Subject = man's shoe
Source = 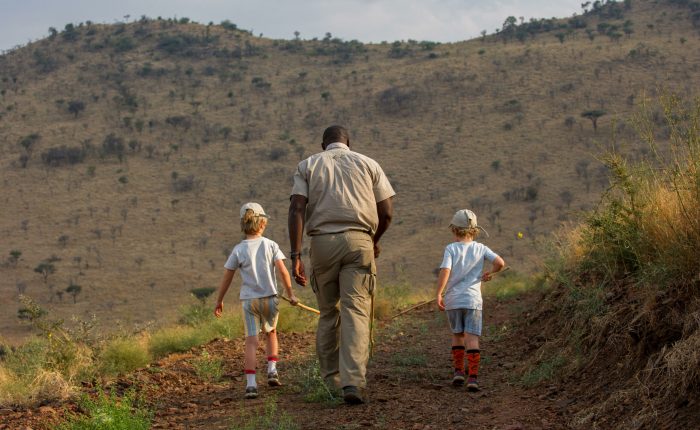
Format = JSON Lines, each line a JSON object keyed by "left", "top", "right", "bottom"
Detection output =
{"left": 342, "top": 385, "right": 366, "bottom": 405}
{"left": 452, "top": 370, "right": 466, "bottom": 386}
{"left": 268, "top": 371, "right": 281, "bottom": 387}
{"left": 467, "top": 376, "right": 479, "bottom": 392}
{"left": 244, "top": 386, "right": 259, "bottom": 399}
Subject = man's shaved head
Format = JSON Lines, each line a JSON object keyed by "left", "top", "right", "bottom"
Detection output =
{"left": 322, "top": 125, "right": 350, "bottom": 148}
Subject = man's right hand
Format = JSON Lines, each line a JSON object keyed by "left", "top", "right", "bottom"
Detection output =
{"left": 373, "top": 243, "right": 381, "bottom": 258}
{"left": 293, "top": 258, "right": 307, "bottom": 286}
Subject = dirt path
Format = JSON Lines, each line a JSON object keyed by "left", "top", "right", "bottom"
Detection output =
{"left": 1, "top": 295, "right": 572, "bottom": 429}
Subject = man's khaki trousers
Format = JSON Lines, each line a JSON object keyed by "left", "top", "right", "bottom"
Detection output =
{"left": 309, "top": 230, "right": 375, "bottom": 389}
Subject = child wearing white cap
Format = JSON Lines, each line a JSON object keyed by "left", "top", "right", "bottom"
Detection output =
{"left": 435, "top": 209, "right": 505, "bottom": 391}
{"left": 214, "top": 202, "right": 298, "bottom": 399}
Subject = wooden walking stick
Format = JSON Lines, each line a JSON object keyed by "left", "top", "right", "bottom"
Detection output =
{"left": 279, "top": 294, "right": 320, "bottom": 314}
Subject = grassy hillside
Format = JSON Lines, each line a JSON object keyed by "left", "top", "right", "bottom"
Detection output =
{"left": 1, "top": 0, "right": 699, "bottom": 340}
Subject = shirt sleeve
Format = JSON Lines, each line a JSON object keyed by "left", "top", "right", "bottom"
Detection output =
{"left": 224, "top": 248, "right": 239, "bottom": 270}
{"left": 372, "top": 162, "right": 396, "bottom": 203}
{"left": 290, "top": 161, "right": 309, "bottom": 198}
{"left": 272, "top": 241, "right": 286, "bottom": 261}
{"left": 439, "top": 246, "right": 453, "bottom": 269}
{"left": 482, "top": 245, "right": 499, "bottom": 262}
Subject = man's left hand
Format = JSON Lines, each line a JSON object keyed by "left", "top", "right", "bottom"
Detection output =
{"left": 293, "top": 258, "right": 307, "bottom": 286}
{"left": 373, "top": 243, "right": 381, "bottom": 258}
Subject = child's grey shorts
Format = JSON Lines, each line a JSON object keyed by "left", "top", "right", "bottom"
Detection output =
{"left": 447, "top": 308, "right": 483, "bottom": 336}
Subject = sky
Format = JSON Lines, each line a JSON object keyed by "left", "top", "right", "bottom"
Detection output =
{"left": 0, "top": 0, "right": 584, "bottom": 52}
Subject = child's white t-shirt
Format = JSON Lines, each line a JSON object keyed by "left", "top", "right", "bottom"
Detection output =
{"left": 224, "top": 237, "right": 286, "bottom": 300}
{"left": 440, "top": 241, "right": 498, "bottom": 310}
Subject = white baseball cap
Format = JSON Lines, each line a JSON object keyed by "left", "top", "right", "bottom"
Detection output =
{"left": 450, "top": 209, "right": 489, "bottom": 237}
{"left": 240, "top": 202, "right": 269, "bottom": 219}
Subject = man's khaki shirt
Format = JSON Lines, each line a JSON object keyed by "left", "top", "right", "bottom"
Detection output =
{"left": 291, "top": 142, "right": 395, "bottom": 236}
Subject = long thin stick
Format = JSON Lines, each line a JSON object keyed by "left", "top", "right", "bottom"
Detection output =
{"left": 388, "top": 266, "right": 512, "bottom": 320}
{"left": 279, "top": 295, "right": 320, "bottom": 314}
{"left": 390, "top": 299, "right": 435, "bottom": 320}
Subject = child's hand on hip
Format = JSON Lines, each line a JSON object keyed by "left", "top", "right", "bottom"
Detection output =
{"left": 214, "top": 302, "right": 223, "bottom": 317}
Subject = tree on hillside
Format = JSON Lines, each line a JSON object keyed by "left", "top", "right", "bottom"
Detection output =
{"left": 66, "top": 283, "right": 82, "bottom": 304}
{"left": 34, "top": 261, "right": 55, "bottom": 284}
{"left": 190, "top": 287, "right": 216, "bottom": 305}
{"left": 67, "top": 100, "right": 85, "bottom": 117}
{"left": 8, "top": 250, "right": 22, "bottom": 267}
{"left": 581, "top": 110, "right": 606, "bottom": 132}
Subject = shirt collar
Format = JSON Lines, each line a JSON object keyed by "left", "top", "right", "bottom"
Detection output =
{"left": 325, "top": 142, "right": 349, "bottom": 151}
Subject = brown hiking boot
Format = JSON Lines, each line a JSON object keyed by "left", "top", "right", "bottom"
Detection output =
{"left": 342, "top": 386, "right": 366, "bottom": 405}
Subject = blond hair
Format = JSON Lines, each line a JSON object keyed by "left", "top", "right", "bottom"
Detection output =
{"left": 450, "top": 224, "right": 479, "bottom": 239}
{"left": 240, "top": 209, "right": 267, "bottom": 235}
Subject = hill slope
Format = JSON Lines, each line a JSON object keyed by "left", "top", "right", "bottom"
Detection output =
{"left": 1, "top": 0, "right": 700, "bottom": 339}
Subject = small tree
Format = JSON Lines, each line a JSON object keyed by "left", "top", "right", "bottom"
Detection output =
{"left": 190, "top": 287, "right": 216, "bottom": 305}
{"left": 560, "top": 190, "right": 574, "bottom": 209}
{"left": 34, "top": 261, "right": 56, "bottom": 284}
{"left": 66, "top": 283, "right": 82, "bottom": 303}
{"left": 581, "top": 110, "right": 606, "bottom": 132}
{"left": 8, "top": 250, "right": 22, "bottom": 267}
{"left": 67, "top": 100, "right": 85, "bottom": 118}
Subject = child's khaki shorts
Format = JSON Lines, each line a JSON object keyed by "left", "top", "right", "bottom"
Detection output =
{"left": 447, "top": 308, "right": 482, "bottom": 336}
{"left": 242, "top": 295, "right": 279, "bottom": 337}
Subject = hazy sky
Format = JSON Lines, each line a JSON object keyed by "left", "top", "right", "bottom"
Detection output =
{"left": 1, "top": 0, "right": 584, "bottom": 51}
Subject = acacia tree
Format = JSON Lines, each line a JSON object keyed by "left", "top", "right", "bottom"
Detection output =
{"left": 190, "top": 287, "right": 216, "bottom": 305}
{"left": 34, "top": 261, "right": 55, "bottom": 284}
{"left": 66, "top": 283, "right": 82, "bottom": 303}
{"left": 581, "top": 110, "right": 606, "bottom": 132}
{"left": 67, "top": 100, "right": 86, "bottom": 118}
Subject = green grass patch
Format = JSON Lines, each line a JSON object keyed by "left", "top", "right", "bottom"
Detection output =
{"left": 99, "top": 338, "right": 151, "bottom": 376}
{"left": 290, "top": 358, "right": 341, "bottom": 404}
{"left": 391, "top": 351, "right": 427, "bottom": 367}
{"left": 148, "top": 325, "right": 208, "bottom": 358}
{"left": 230, "top": 396, "right": 298, "bottom": 430}
{"left": 56, "top": 389, "right": 151, "bottom": 430}
{"left": 521, "top": 355, "right": 566, "bottom": 387}
{"left": 276, "top": 305, "right": 317, "bottom": 333}
{"left": 149, "top": 312, "right": 242, "bottom": 359}
{"left": 191, "top": 350, "right": 224, "bottom": 382}
{"left": 484, "top": 271, "right": 546, "bottom": 301}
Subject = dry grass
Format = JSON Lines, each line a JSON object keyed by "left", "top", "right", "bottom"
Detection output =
{"left": 531, "top": 94, "right": 700, "bottom": 427}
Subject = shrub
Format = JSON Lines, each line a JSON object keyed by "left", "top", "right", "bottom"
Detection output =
{"left": 41, "top": 146, "right": 86, "bottom": 166}
{"left": 377, "top": 87, "right": 420, "bottom": 116}
{"left": 101, "top": 134, "right": 125, "bottom": 160}
{"left": 99, "top": 338, "right": 151, "bottom": 376}
{"left": 538, "top": 94, "right": 700, "bottom": 426}
{"left": 172, "top": 174, "right": 195, "bottom": 192}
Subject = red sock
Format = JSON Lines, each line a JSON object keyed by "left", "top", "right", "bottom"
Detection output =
{"left": 452, "top": 346, "right": 465, "bottom": 372}
{"left": 467, "top": 349, "right": 480, "bottom": 377}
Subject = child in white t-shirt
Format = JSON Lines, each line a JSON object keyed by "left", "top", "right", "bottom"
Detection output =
{"left": 214, "top": 202, "right": 298, "bottom": 399}
{"left": 435, "top": 209, "right": 505, "bottom": 391}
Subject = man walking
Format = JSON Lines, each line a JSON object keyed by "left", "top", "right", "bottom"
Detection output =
{"left": 288, "top": 125, "right": 394, "bottom": 404}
